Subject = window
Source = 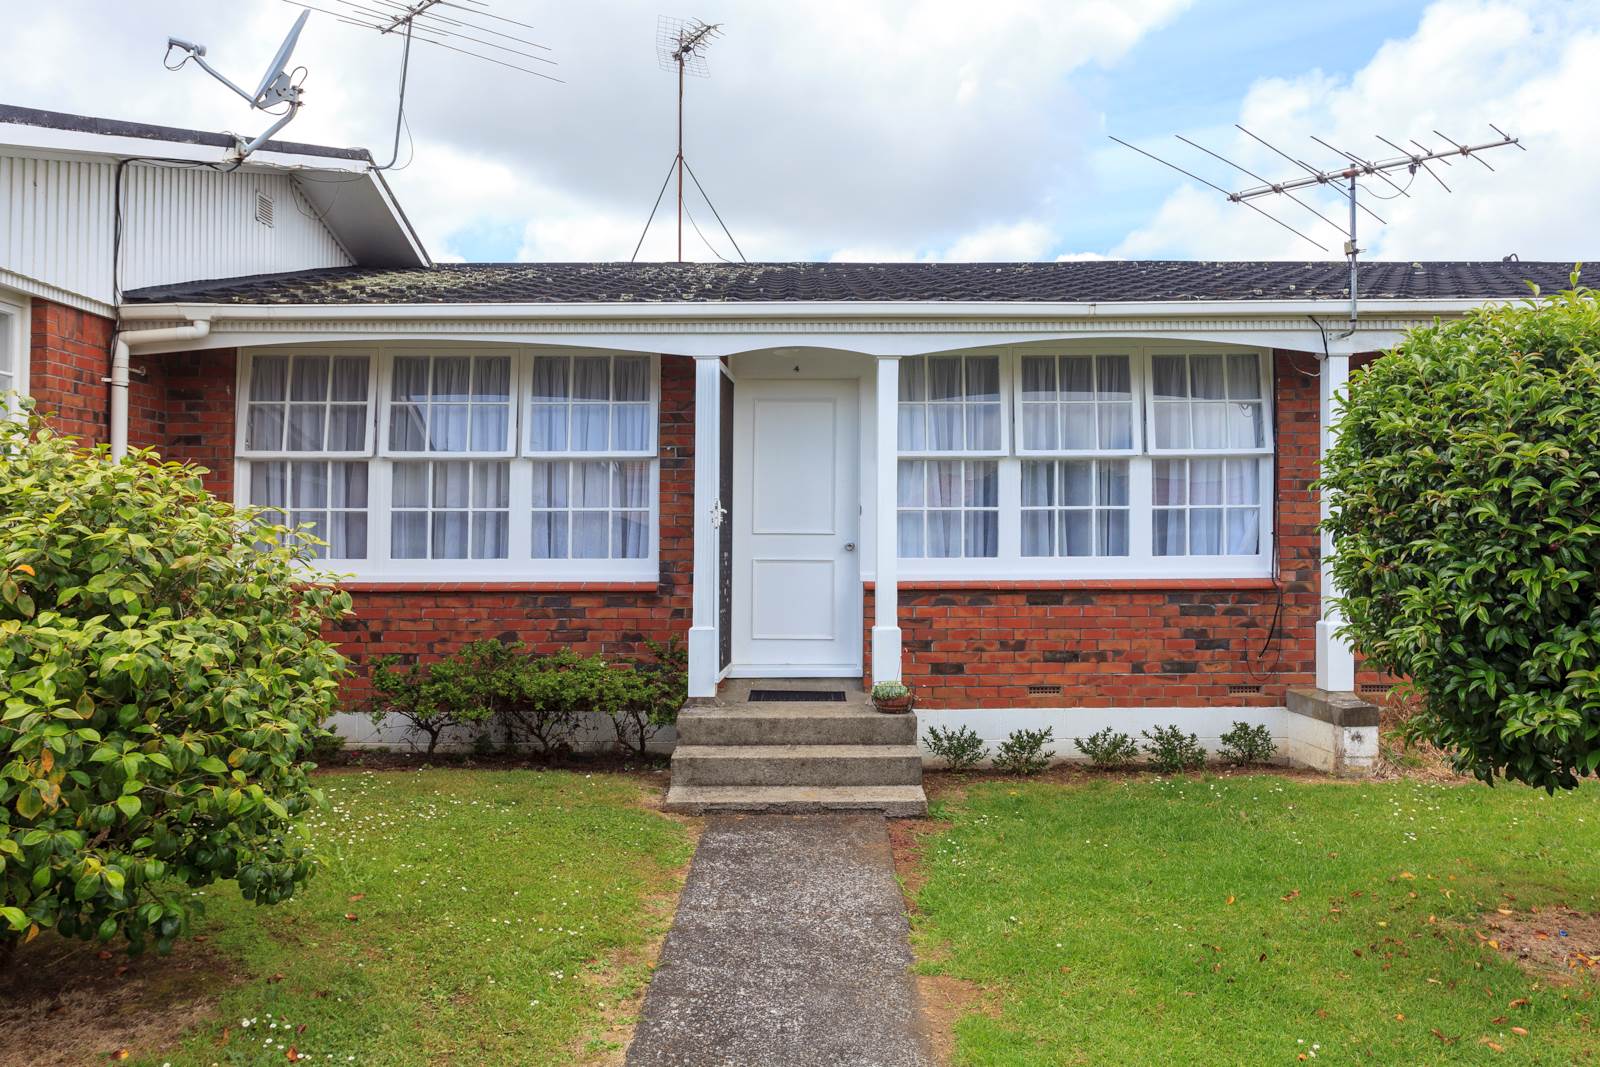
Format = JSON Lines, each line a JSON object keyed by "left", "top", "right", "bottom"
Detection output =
{"left": 895, "top": 345, "right": 1272, "bottom": 577}
{"left": 234, "top": 348, "right": 659, "bottom": 580}
{"left": 0, "top": 295, "right": 21, "bottom": 407}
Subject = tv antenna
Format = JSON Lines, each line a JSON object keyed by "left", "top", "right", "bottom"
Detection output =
{"left": 1112, "top": 124, "right": 1524, "bottom": 336}
{"left": 631, "top": 17, "right": 745, "bottom": 263}
{"left": 164, "top": 10, "right": 312, "bottom": 162}
{"left": 277, "top": 0, "right": 560, "bottom": 170}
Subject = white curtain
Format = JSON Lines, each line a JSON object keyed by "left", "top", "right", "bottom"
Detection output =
{"left": 1153, "top": 509, "right": 1185, "bottom": 556}
{"left": 1226, "top": 508, "right": 1260, "bottom": 555}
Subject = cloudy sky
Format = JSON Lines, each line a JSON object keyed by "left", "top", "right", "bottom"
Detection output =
{"left": 2, "top": 0, "right": 1594, "bottom": 264}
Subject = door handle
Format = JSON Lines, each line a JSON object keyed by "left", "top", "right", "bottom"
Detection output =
{"left": 844, "top": 542, "right": 856, "bottom": 552}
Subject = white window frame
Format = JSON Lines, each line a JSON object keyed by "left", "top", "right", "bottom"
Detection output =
{"left": 1012, "top": 348, "right": 1143, "bottom": 458}
{"left": 523, "top": 352, "right": 660, "bottom": 459}
{"left": 235, "top": 348, "right": 379, "bottom": 459}
{"left": 0, "top": 290, "right": 31, "bottom": 419}
{"left": 897, "top": 343, "right": 1275, "bottom": 581}
{"left": 896, "top": 353, "right": 1011, "bottom": 458}
{"left": 234, "top": 345, "right": 661, "bottom": 583}
{"left": 379, "top": 349, "right": 520, "bottom": 460}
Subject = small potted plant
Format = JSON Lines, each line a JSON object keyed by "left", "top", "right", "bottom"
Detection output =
{"left": 870, "top": 680, "right": 914, "bottom": 714}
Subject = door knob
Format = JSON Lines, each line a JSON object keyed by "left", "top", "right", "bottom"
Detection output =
{"left": 844, "top": 542, "right": 856, "bottom": 552}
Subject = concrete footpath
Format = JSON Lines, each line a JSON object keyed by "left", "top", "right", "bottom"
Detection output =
{"left": 624, "top": 814, "right": 936, "bottom": 1067}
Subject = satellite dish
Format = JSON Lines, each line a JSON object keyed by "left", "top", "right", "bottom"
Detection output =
{"left": 253, "top": 10, "right": 309, "bottom": 107}
{"left": 164, "top": 11, "right": 313, "bottom": 162}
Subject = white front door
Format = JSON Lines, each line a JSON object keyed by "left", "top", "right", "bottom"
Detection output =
{"left": 731, "top": 378, "right": 862, "bottom": 676}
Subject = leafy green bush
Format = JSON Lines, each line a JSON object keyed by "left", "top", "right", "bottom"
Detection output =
{"left": 923, "top": 724, "right": 986, "bottom": 772}
{"left": 992, "top": 727, "right": 1054, "bottom": 776}
{"left": 0, "top": 416, "right": 349, "bottom": 959}
{"left": 367, "top": 639, "right": 526, "bottom": 755}
{"left": 506, "top": 649, "right": 611, "bottom": 755}
{"left": 1320, "top": 277, "right": 1600, "bottom": 790}
{"left": 1074, "top": 727, "right": 1139, "bottom": 769}
{"left": 1218, "top": 721, "right": 1276, "bottom": 766}
{"left": 600, "top": 638, "right": 686, "bottom": 758}
{"left": 1141, "top": 725, "right": 1205, "bottom": 773}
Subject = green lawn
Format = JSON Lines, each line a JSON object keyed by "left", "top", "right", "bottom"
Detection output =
{"left": 911, "top": 775, "right": 1600, "bottom": 1065}
{"left": 135, "top": 769, "right": 693, "bottom": 1067}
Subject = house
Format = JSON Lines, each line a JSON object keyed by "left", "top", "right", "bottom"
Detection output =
{"left": 4, "top": 106, "right": 1577, "bottom": 814}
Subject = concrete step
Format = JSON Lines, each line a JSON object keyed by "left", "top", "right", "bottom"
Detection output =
{"left": 676, "top": 704, "right": 918, "bottom": 747}
{"left": 662, "top": 784, "right": 928, "bottom": 817}
{"left": 670, "top": 744, "right": 924, "bottom": 788}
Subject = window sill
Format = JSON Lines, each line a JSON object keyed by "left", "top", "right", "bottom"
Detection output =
{"left": 864, "top": 577, "right": 1277, "bottom": 592}
{"left": 336, "top": 580, "right": 660, "bottom": 593}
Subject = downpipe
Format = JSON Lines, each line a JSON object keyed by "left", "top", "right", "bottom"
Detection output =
{"left": 108, "top": 319, "right": 211, "bottom": 461}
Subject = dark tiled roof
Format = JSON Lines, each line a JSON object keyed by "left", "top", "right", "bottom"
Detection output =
{"left": 122, "top": 260, "right": 1584, "bottom": 306}
{"left": 0, "top": 104, "right": 371, "bottom": 163}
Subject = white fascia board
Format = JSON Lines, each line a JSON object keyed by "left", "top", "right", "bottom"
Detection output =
{"left": 119, "top": 296, "right": 1499, "bottom": 324}
{"left": 0, "top": 122, "right": 370, "bottom": 173}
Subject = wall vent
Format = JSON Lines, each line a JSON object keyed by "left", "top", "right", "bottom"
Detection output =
{"left": 1227, "top": 683, "right": 1264, "bottom": 695}
{"left": 255, "top": 190, "right": 275, "bottom": 228}
{"left": 1026, "top": 684, "right": 1062, "bottom": 697}
{"left": 1359, "top": 683, "right": 1392, "bottom": 694}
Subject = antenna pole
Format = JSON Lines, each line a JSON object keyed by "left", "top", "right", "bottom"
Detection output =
{"left": 677, "top": 52, "right": 685, "bottom": 262}
{"left": 1345, "top": 172, "right": 1358, "bottom": 335}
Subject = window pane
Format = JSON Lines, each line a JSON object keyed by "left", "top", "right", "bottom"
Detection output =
{"left": 1193, "top": 402, "right": 1228, "bottom": 449}
{"left": 1190, "top": 459, "right": 1224, "bottom": 505}
{"left": 434, "top": 357, "right": 472, "bottom": 402}
{"left": 928, "top": 405, "right": 962, "bottom": 450}
{"left": 392, "top": 512, "right": 427, "bottom": 558}
{"left": 896, "top": 512, "right": 924, "bottom": 558}
{"left": 470, "top": 405, "right": 509, "bottom": 451}
{"left": 897, "top": 404, "right": 925, "bottom": 451}
{"left": 1060, "top": 510, "right": 1093, "bottom": 557}
{"left": 473, "top": 461, "right": 510, "bottom": 508}
{"left": 1152, "top": 355, "right": 1187, "bottom": 399}
{"left": 1021, "top": 461, "right": 1053, "bottom": 506}
{"left": 389, "top": 403, "right": 426, "bottom": 451}
{"left": 571, "top": 512, "right": 609, "bottom": 558}
{"left": 613, "top": 512, "right": 649, "bottom": 559}
{"left": 249, "top": 461, "right": 287, "bottom": 509}
{"left": 1153, "top": 509, "right": 1185, "bottom": 556}
{"left": 471, "top": 512, "right": 509, "bottom": 559}
{"left": 1096, "top": 355, "right": 1131, "bottom": 398}
{"left": 897, "top": 460, "right": 925, "bottom": 507}
{"left": 429, "top": 404, "right": 470, "bottom": 451}
{"left": 966, "top": 403, "right": 1001, "bottom": 450}
{"left": 473, "top": 356, "right": 511, "bottom": 401}
{"left": 392, "top": 462, "right": 428, "bottom": 507}
{"left": 331, "top": 356, "right": 368, "bottom": 402}
{"left": 573, "top": 357, "right": 609, "bottom": 401}
{"left": 530, "top": 460, "right": 568, "bottom": 507}
{"left": 290, "top": 461, "right": 328, "bottom": 508}
{"left": 1061, "top": 460, "right": 1092, "bottom": 506}
{"left": 1228, "top": 401, "right": 1265, "bottom": 449}
{"left": 1228, "top": 353, "right": 1261, "bottom": 399}
{"left": 1191, "top": 355, "right": 1226, "bottom": 399}
{"left": 1021, "top": 510, "right": 1053, "bottom": 557}
{"left": 331, "top": 462, "right": 368, "bottom": 508}
{"left": 532, "top": 512, "right": 569, "bottom": 559}
{"left": 574, "top": 461, "right": 611, "bottom": 507}
{"left": 531, "top": 356, "right": 568, "bottom": 400}
{"left": 1226, "top": 508, "right": 1260, "bottom": 554}
{"left": 614, "top": 461, "right": 650, "bottom": 508}
{"left": 246, "top": 404, "right": 284, "bottom": 451}
{"left": 392, "top": 357, "right": 430, "bottom": 403}
{"left": 433, "top": 461, "right": 470, "bottom": 508}
{"left": 1098, "top": 402, "right": 1132, "bottom": 450}
{"left": 1226, "top": 458, "right": 1260, "bottom": 505}
{"left": 928, "top": 357, "right": 962, "bottom": 401}
{"left": 286, "top": 405, "right": 325, "bottom": 451}
{"left": 1021, "top": 356, "right": 1055, "bottom": 400}
{"left": 1097, "top": 461, "right": 1130, "bottom": 507}
{"left": 1021, "top": 402, "right": 1056, "bottom": 450}
{"left": 529, "top": 404, "right": 567, "bottom": 451}
{"left": 572, "top": 404, "right": 609, "bottom": 451}
{"left": 1153, "top": 402, "right": 1189, "bottom": 449}
{"left": 1062, "top": 404, "right": 1095, "bottom": 449}
{"left": 964, "top": 461, "right": 998, "bottom": 507}
{"left": 1099, "top": 510, "right": 1129, "bottom": 556}
{"left": 1060, "top": 356, "right": 1093, "bottom": 400}
{"left": 289, "top": 356, "right": 328, "bottom": 402}
{"left": 965, "top": 357, "right": 1000, "bottom": 402}
{"left": 432, "top": 512, "right": 469, "bottom": 559}
{"left": 1190, "top": 509, "right": 1223, "bottom": 554}
{"left": 331, "top": 512, "right": 368, "bottom": 559}
{"left": 964, "top": 511, "right": 998, "bottom": 558}
{"left": 899, "top": 357, "right": 925, "bottom": 402}
{"left": 927, "top": 512, "right": 961, "bottom": 558}
{"left": 1153, "top": 460, "right": 1186, "bottom": 506}
{"left": 250, "top": 356, "right": 289, "bottom": 401}
{"left": 328, "top": 404, "right": 366, "bottom": 450}
{"left": 928, "top": 461, "right": 962, "bottom": 507}
{"left": 292, "top": 511, "right": 328, "bottom": 557}
{"left": 612, "top": 404, "right": 650, "bottom": 451}
{"left": 614, "top": 356, "right": 650, "bottom": 401}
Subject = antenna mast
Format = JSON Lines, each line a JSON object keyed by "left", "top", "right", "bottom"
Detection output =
{"left": 1113, "top": 125, "right": 1525, "bottom": 336}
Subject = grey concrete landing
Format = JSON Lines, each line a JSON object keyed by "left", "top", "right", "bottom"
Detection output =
{"left": 624, "top": 814, "right": 935, "bottom": 1067}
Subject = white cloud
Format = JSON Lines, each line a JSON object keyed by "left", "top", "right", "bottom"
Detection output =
{"left": 1115, "top": 0, "right": 1600, "bottom": 262}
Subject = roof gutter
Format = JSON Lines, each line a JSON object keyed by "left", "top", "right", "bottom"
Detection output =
{"left": 109, "top": 318, "right": 210, "bottom": 461}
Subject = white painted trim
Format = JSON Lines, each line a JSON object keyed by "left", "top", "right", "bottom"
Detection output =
{"left": 724, "top": 664, "right": 862, "bottom": 679}
{"left": 873, "top": 356, "right": 902, "bottom": 683}
{"left": 0, "top": 268, "right": 114, "bottom": 317}
{"left": 0, "top": 289, "right": 29, "bottom": 418}
{"left": 0, "top": 122, "right": 373, "bottom": 174}
{"left": 1316, "top": 349, "right": 1356, "bottom": 691}
{"left": 687, "top": 356, "right": 723, "bottom": 698}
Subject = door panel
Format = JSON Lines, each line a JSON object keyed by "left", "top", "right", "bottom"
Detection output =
{"left": 732, "top": 379, "right": 861, "bottom": 674}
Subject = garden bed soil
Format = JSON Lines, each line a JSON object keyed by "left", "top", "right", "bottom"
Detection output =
{"left": 319, "top": 747, "right": 672, "bottom": 776}
{"left": 0, "top": 932, "right": 244, "bottom": 1067}
{"left": 1479, "top": 907, "right": 1600, "bottom": 982}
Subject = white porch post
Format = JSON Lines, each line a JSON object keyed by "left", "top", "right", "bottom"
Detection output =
{"left": 687, "top": 356, "right": 723, "bottom": 699}
{"left": 872, "top": 356, "right": 903, "bottom": 683}
{"left": 1315, "top": 346, "right": 1356, "bottom": 691}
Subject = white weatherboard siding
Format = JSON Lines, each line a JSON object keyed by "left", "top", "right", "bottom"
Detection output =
{"left": 0, "top": 152, "right": 351, "bottom": 310}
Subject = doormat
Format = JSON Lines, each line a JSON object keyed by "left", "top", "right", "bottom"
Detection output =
{"left": 747, "top": 689, "right": 847, "bottom": 702}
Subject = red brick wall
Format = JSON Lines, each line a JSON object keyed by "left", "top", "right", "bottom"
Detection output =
{"left": 864, "top": 348, "right": 1326, "bottom": 709}
{"left": 28, "top": 300, "right": 115, "bottom": 442}
{"left": 150, "top": 351, "right": 238, "bottom": 499}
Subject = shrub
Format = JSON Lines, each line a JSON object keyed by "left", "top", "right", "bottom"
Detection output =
{"left": 601, "top": 638, "right": 686, "bottom": 758}
{"left": 923, "top": 725, "right": 985, "bottom": 772}
{"left": 1141, "top": 725, "right": 1205, "bottom": 773}
{"left": 992, "top": 727, "right": 1054, "bottom": 776}
{"left": 0, "top": 416, "right": 349, "bottom": 959}
{"left": 506, "top": 649, "right": 611, "bottom": 755}
{"left": 1320, "top": 277, "right": 1600, "bottom": 790}
{"left": 367, "top": 639, "right": 526, "bottom": 755}
{"left": 1218, "top": 721, "right": 1276, "bottom": 766}
{"left": 1073, "top": 727, "right": 1139, "bottom": 769}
